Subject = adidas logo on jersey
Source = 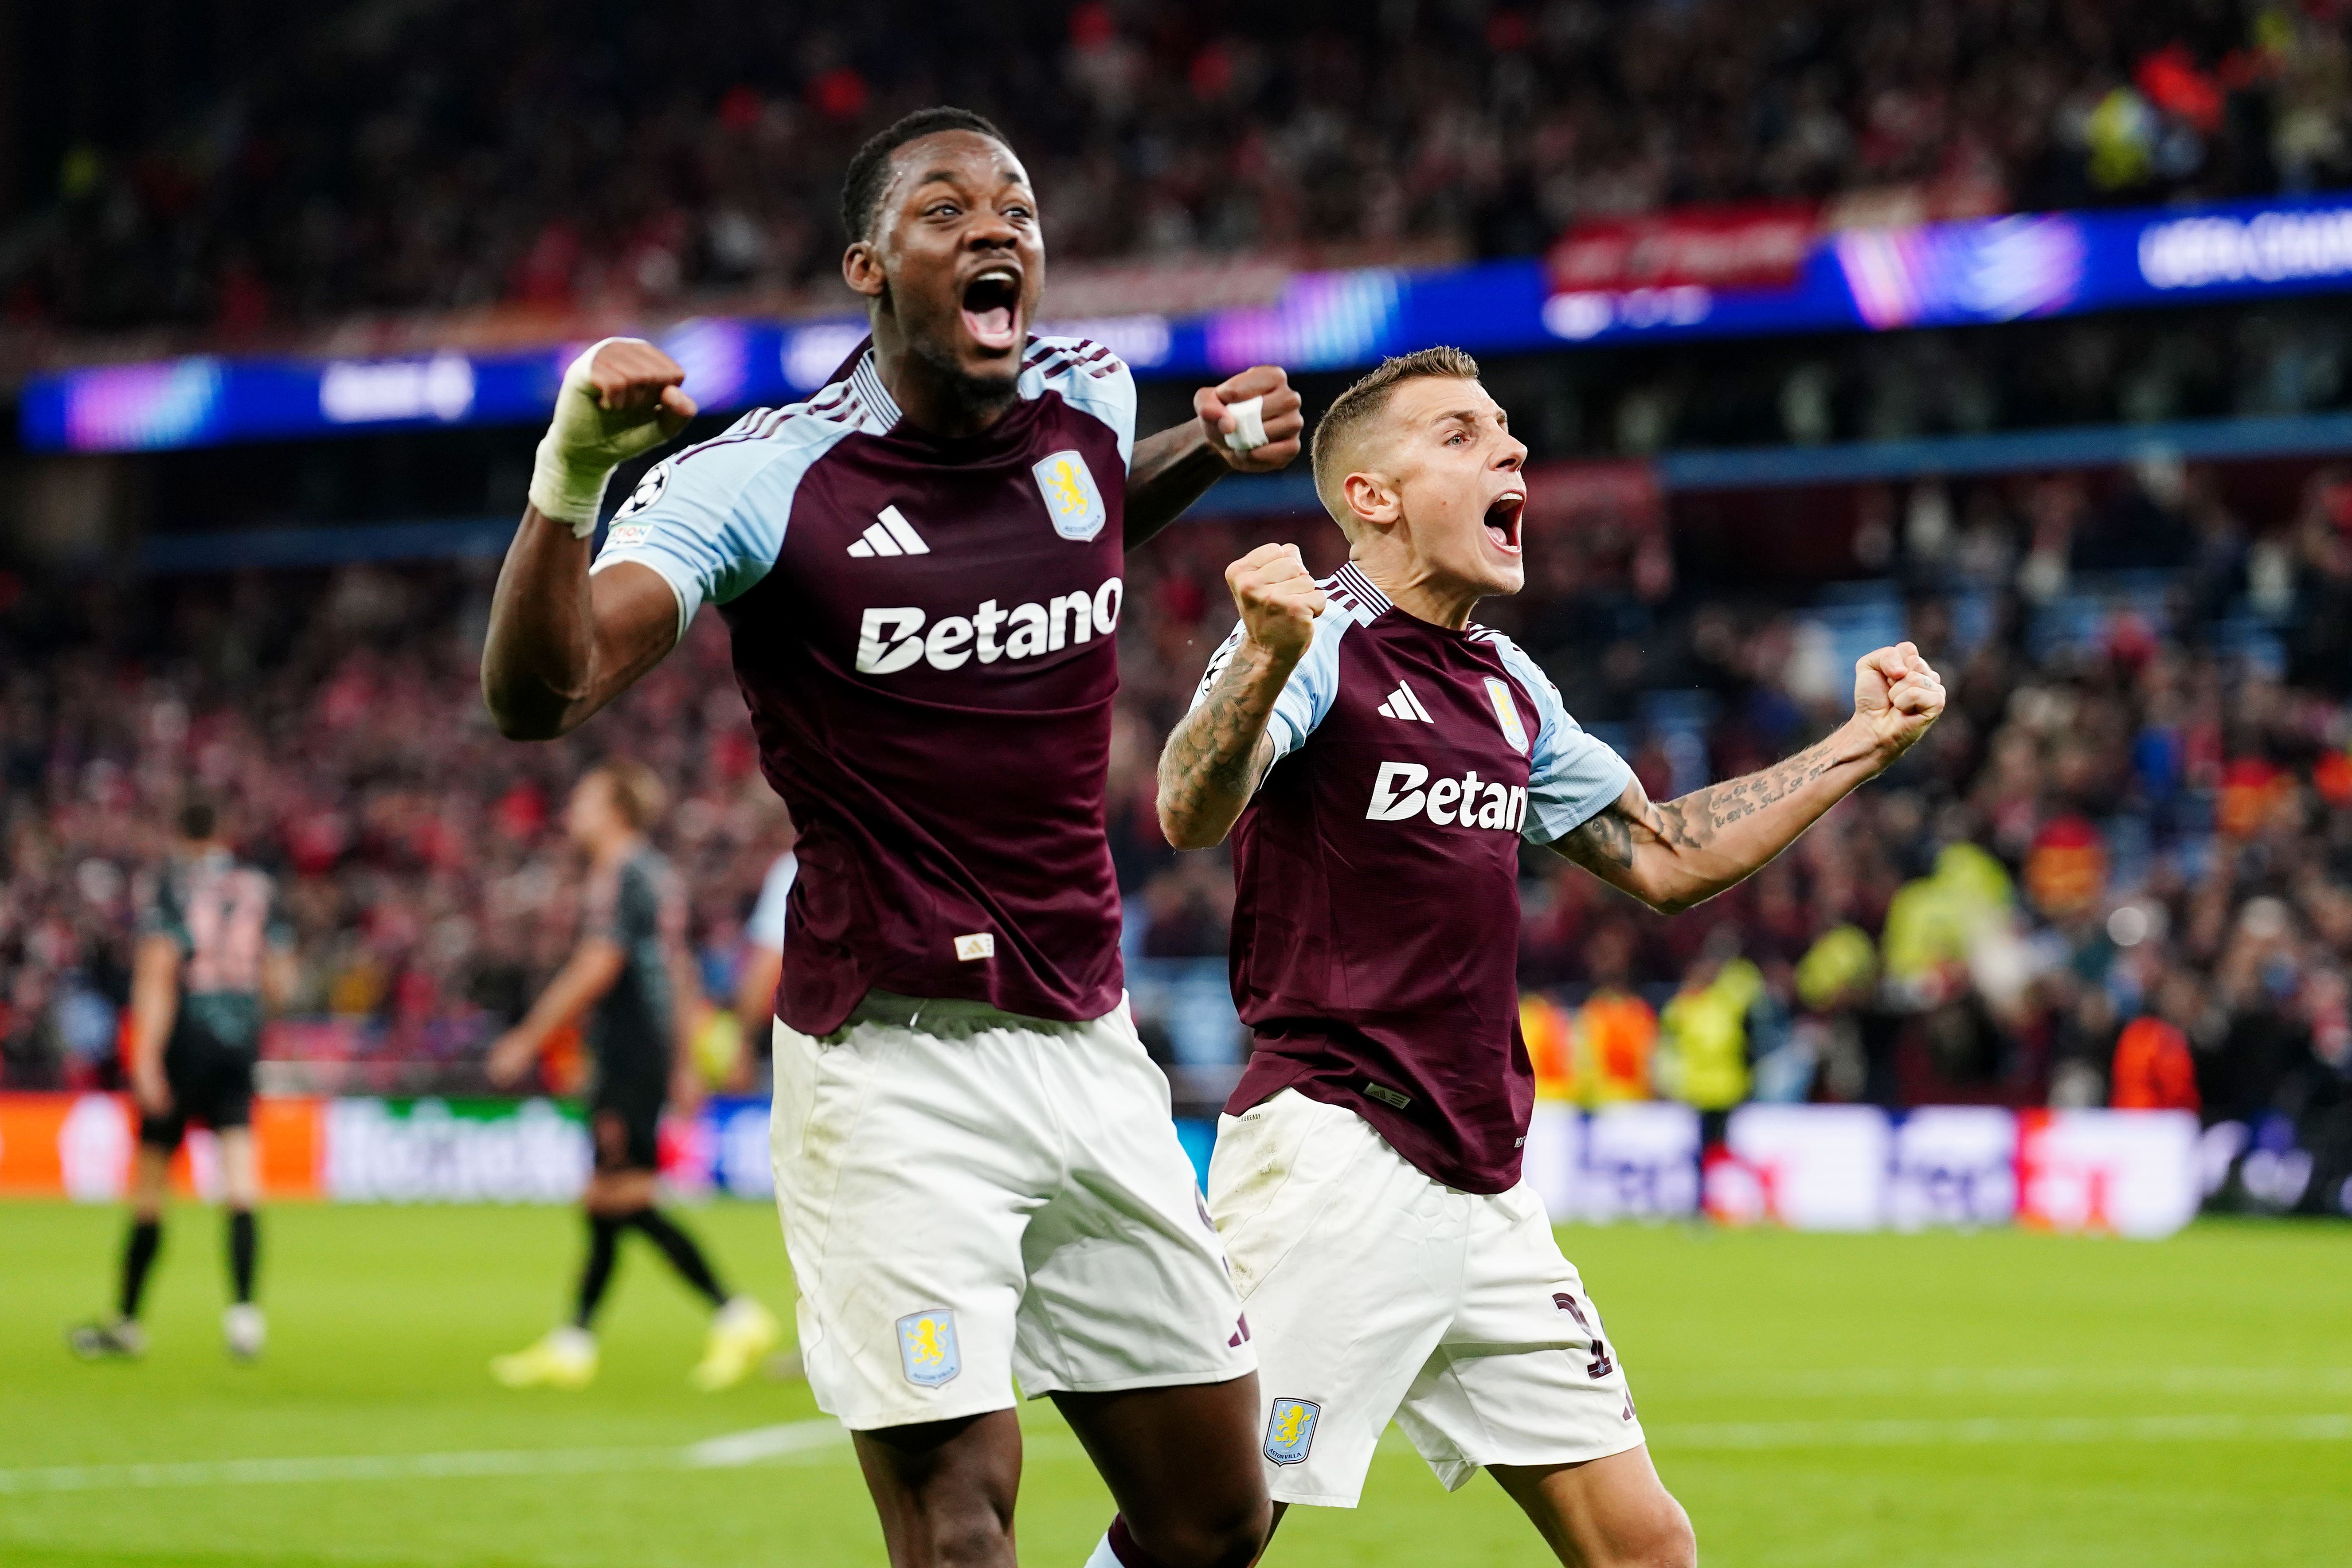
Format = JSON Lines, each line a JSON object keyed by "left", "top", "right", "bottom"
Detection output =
{"left": 1376, "top": 681, "right": 1434, "bottom": 722}
{"left": 1365, "top": 760, "right": 1529, "bottom": 832}
{"left": 847, "top": 507, "right": 931, "bottom": 558}
{"left": 855, "top": 578, "right": 1125, "bottom": 676}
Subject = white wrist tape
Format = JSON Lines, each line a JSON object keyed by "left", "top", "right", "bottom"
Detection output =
{"left": 1222, "top": 395, "right": 1268, "bottom": 454}
{"left": 528, "top": 336, "right": 664, "bottom": 538}
{"left": 528, "top": 428, "right": 615, "bottom": 538}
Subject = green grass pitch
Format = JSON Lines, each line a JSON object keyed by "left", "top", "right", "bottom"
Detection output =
{"left": 3, "top": 1200, "right": 2346, "bottom": 1567}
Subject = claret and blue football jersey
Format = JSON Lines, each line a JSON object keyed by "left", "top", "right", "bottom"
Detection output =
{"left": 594, "top": 337, "right": 1136, "bottom": 1035}
{"left": 1199, "top": 563, "right": 1634, "bottom": 1192}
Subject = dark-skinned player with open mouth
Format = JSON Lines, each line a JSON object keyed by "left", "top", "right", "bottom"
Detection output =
{"left": 482, "top": 108, "right": 1301, "bottom": 1568}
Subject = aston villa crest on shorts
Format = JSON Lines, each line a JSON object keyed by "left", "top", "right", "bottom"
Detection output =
{"left": 1032, "top": 450, "right": 1107, "bottom": 542}
{"left": 1263, "top": 1396, "right": 1321, "bottom": 1465}
{"left": 896, "top": 1307, "right": 961, "bottom": 1387}
{"left": 1483, "top": 676, "right": 1530, "bottom": 754}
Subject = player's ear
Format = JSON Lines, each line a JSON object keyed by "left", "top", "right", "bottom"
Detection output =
{"left": 842, "top": 240, "right": 886, "bottom": 300}
{"left": 1341, "top": 470, "right": 1401, "bottom": 533}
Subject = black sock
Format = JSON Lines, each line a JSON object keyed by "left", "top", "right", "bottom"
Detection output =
{"left": 119, "top": 1218, "right": 162, "bottom": 1321}
{"left": 574, "top": 1212, "right": 626, "bottom": 1328}
{"left": 628, "top": 1209, "right": 728, "bottom": 1309}
{"left": 227, "top": 1210, "right": 258, "bottom": 1305}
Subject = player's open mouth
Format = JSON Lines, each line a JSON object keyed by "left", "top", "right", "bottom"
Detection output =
{"left": 961, "top": 268, "right": 1022, "bottom": 352}
{"left": 1483, "top": 492, "right": 1525, "bottom": 556}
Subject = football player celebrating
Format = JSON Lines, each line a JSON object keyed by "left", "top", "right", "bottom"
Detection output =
{"left": 1154, "top": 347, "right": 1944, "bottom": 1566}
{"left": 482, "top": 109, "right": 1301, "bottom": 1568}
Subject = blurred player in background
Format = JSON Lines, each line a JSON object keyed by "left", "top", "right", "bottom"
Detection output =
{"left": 485, "top": 761, "right": 780, "bottom": 1391}
{"left": 481, "top": 106, "right": 1301, "bottom": 1568}
{"left": 70, "top": 796, "right": 293, "bottom": 1363}
{"left": 1155, "top": 348, "right": 1945, "bottom": 1564}
{"left": 732, "top": 830, "right": 798, "bottom": 1083}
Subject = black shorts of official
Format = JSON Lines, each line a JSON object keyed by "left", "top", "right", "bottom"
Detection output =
{"left": 587, "top": 1076, "right": 666, "bottom": 1174}
{"left": 139, "top": 1030, "right": 258, "bottom": 1151}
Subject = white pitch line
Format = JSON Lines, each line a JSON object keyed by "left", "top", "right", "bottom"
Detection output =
{"left": 1641, "top": 1366, "right": 2352, "bottom": 1398}
{"left": 17, "top": 1408, "right": 2345, "bottom": 1495}
{"left": 682, "top": 1420, "right": 849, "bottom": 1467}
{"left": 0, "top": 1418, "right": 849, "bottom": 1495}
{"left": 1366, "top": 1411, "right": 2352, "bottom": 1456}
{"left": 1663, "top": 1412, "right": 2352, "bottom": 1451}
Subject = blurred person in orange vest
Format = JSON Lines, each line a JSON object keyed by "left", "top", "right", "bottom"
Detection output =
{"left": 1520, "top": 993, "right": 1576, "bottom": 1101}
{"left": 1575, "top": 918, "right": 1656, "bottom": 1106}
{"left": 2111, "top": 1014, "right": 2200, "bottom": 1112}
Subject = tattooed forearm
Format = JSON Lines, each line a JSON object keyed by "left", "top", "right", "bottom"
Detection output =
{"left": 1164, "top": 659, "right": 1269, "bottom": 797}
{"left": 1652, "top": 796, "right": 1708, "bottom": 851}
{"left": 1552, "top": 722, "right": 1880, "bottom": 913}
{"left": 1157, "top": 643, "right": 1289, "bottom": 848}
{"left": 1679, "top": 734, "right": 1843, "bottom": 833}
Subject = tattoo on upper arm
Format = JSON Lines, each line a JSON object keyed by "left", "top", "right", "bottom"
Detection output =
{"left": 1559, "top": 802, "right": 1636, "bottom": 870}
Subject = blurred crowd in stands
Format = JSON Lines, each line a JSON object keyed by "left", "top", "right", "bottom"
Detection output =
{"left": 3, "top": 452, "right": 2350, "bottom": 1215}
{"left": 8, "top": 0, "right": 2352, "bottom": 339}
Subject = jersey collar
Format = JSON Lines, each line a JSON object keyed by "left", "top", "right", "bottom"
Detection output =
{"left": 1332, "top": 562, "right": 1394, "bottom": 618}
{"left": 848, "top": 351, "right": 904, "bottom": 433}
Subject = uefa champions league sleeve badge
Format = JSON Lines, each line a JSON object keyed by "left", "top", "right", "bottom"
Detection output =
{"left": 1262, "top": 1396, "right": 1321, "bottom": 1465}
{"left": 896, "top": 1308, "right": 962, "bottom": 1387}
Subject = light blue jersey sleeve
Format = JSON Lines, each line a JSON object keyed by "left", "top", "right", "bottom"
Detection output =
{"left": 1021, "top": 336, "right": 1137, "bottom": 470}
{"left": 590, "top": 409, "right": 859, "bottom": 640}
{"left": 1189, "top": 603, "right": 1354, "bottom": 765}
{"left": 1491, "top": 633, "right": 1635, "bottom": 845}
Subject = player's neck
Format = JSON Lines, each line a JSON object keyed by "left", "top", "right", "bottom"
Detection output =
{"left": 871, "top": 325, "right": 1017, "bottom": 439}
{"left": 1350, "top": 550, "right": 1481, "bottom": 632}
{"left": 588, "top": 830, "right": 640, "bottom": 868}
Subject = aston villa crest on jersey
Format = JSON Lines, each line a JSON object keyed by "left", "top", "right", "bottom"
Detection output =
{"left": 1032, "top": 450, "right": 1107, "bottom": 542}
{"left": 1483, "top": 676, "right": 1530, "bottom": 754}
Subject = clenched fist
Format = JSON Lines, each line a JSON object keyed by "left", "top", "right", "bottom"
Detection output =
{"left": 1227, "top": 542, "right": 1325, "bottom": 664}
{"left": 1852, "top": 641, "right": 1946, "bottom": 765}
{"left": 1196, "top": 366, "right": 1305, "bottom": 475}
{"left": 530, "top": 337, "right": 701, "bottom": 536}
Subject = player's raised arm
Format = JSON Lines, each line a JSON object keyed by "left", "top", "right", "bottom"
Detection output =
{"left": 481, "top": 339, "right": 698, "bottom": 740}
{"left": 1124, "top": 366, "right": 1304, "bottom": 548}
{"left": 1158, "top": 543, "right": 1325, "bottom": 849}
{"left": 1553, "top": 643, "right": 1946, "bottom": 913}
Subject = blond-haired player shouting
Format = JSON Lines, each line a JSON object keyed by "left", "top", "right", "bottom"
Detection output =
{"left": 1146, "top": 346, "right": 1944, "bottom": 1566}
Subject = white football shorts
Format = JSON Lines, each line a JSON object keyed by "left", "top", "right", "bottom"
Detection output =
{"left": 771, "top": 992, "right": 1254, "bottom": 1431}
{"left": 1209, "top": 1088, "right": 1644, "bottom": 1505}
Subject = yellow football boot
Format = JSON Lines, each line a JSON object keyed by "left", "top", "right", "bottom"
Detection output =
{"left": 491, "top": 1326, "right": 598, "bottom": 1390}
{"left": 690, "top": 1298, "right": 782, "bottom": 1392}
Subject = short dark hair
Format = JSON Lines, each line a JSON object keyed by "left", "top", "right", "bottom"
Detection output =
{"left": 839, "top": 106, "right": 1010, "bottom": 241}
{"left": 178, "top": 795, "right": 218, "bottom": 841}
{"left": 1310, "top": 346, "right": 1483, "bottom": 525}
